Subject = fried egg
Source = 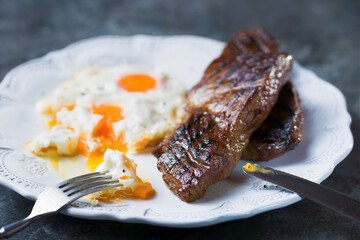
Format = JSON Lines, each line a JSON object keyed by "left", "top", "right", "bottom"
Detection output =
{"left": 27, "top": 65, "right": 186, "bottom": 158}
{"left": 88, "top": 149, "right": 155, "bottom": 204}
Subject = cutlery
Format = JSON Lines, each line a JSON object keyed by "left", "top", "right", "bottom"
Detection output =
{"left": 0, "top": 171, "right": 122, "bottom": 239}
{"left": 242, "top": 163, "right": 360, "bottom": 223}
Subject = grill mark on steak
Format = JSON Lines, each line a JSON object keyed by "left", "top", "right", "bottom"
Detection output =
{"left": 153, "top": 28, "right": 295, "bottom": 202}
{"left": 214, "top": 63, "right": 274, "bottom": 118}
{"left": 194, "top": 55, "right": 276, "bottom": 117}
{"left": 170, "top": 114, "right": 202, "bottom": 145}
{"left": 171, "top": 115, "right": 216, "bottom": 167}
{"left": 160, "top": 113, "right": 217, "bottom": 176}
{"left": 215, "top": 59, "right": 246, "bottom": 87}
{"left": 203, "top": 56, "right": 237, "bottom": 80}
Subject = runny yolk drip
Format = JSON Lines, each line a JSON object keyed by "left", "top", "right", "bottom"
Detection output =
{"left": 86, "top": 154, "right": 103, "bottom": 172}
{"left": 118, "top": 74, "right": 156, "bottom": 92}
{"left": 91, "top": 104, "right": 123, "bottom": 136}
{"left": 76, "top": 133, "right": 89, "bottom": 154}
{"left": 44, "top": 104, "right": 128, "bottom": 171}
{"left": 86, "top": 104, "right": 127, "bottom": 170}
{"left": 38, "top": 148, "right": 61, "bottom": 171}
{"left": 90, "top": 104, "right": 127, "bottom": 153}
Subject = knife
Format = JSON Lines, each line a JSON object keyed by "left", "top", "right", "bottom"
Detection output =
{"left": 242, "top": 163, "right": 360, "bottom": 223}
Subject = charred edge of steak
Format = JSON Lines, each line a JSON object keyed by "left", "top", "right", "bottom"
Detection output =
{"left": 154, "top": 51, "right": 293, "bottom": 202}
{"left": 222, "top": 27, "right": 278, "bottom": 57}
{"left": 242, "top": 81, "right": 304, "bottom": 161}
{"left": 187, "top": 27, "right": 278, "bottom": 101}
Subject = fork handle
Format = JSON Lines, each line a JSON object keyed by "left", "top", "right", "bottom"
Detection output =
{"left": 0, "top": 213, "right": 55, "bottom": 239}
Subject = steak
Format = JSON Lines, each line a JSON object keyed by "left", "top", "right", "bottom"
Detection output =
{"left": 243, "top": 81, "right": 304, "bottom": 161}
{"left": 153, "top": 28, "right": 294, "bottom": 202}
{"left": 189, "top": 27, "right": 303, "bottom": 162}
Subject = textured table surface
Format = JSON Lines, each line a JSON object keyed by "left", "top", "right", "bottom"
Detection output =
{"left": 0, "top": 0, "right": 359, "bottom": 239}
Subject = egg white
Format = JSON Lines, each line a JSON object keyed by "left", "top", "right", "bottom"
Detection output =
{"left": 29, "top": 65, "right": 186, "bottom": 155}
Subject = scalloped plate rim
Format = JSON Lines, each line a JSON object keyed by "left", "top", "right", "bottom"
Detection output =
{"left": 0, "top": 34, "right": 354, "bottom": 228}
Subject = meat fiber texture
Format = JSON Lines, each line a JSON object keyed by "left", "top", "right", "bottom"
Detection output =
{"left": 153, "top": 28, "right": 294, "bottom": 202}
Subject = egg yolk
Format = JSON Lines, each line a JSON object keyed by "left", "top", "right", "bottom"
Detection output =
{"left": 88, "top": 104, "right": 127, "bottom": 164}
{"left": 91, "top": 104, "right": 123, "bottom": 138}
{"left": 93, "top": 179, "right": 156, "bottom": 202}
{"left": 45, "top": 104, "right": 128, "bottom": 171}
{"left": 73, "top": 104, "right": 128, "bottom": 172}
{"left": 118, "top": 74, "right": 156, "bottom": 92}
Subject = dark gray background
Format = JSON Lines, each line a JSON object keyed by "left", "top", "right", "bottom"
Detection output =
{"left": 0, "top": 0, "right": 359, "bottom": 239}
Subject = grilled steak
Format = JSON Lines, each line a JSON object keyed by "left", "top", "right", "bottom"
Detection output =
{"left": 243, "top": 81, "right": 303, "bottom": 161}
{"left": 153, "top": 28, "right": 294, "bottom": 202}
{"left": 189, "top": 27, "right": 303, "bottom": 162}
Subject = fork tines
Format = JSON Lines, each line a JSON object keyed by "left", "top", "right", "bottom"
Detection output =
{"left": 57, "top": 171, "right": 123, "bottom": 199}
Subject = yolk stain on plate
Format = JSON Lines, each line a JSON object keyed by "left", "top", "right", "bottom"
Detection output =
{"left": 118, "top": 74, "right": 156, "bottom": 92}
{"left": 86, "top": 154, "right": 104, "bottom": 172}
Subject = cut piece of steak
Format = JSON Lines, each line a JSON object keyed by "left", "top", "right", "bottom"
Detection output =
{"left": 243, "top": 81, "right": 304, "bottom": 161}
{"left": 153, "top": 28, "right": 294, "bottom": 202}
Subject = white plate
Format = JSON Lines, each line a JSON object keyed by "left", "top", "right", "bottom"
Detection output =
{"left": 0, "top": 35, "right": 353, "bottom": 227}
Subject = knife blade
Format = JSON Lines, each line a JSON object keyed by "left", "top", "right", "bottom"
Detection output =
{"left": 242, "top": 163, "right": 360, "bottom": 223}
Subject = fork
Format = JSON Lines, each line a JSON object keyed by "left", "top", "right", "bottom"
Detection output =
{"left": 0, "top": 171, "right": 122, "bottom": 239}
